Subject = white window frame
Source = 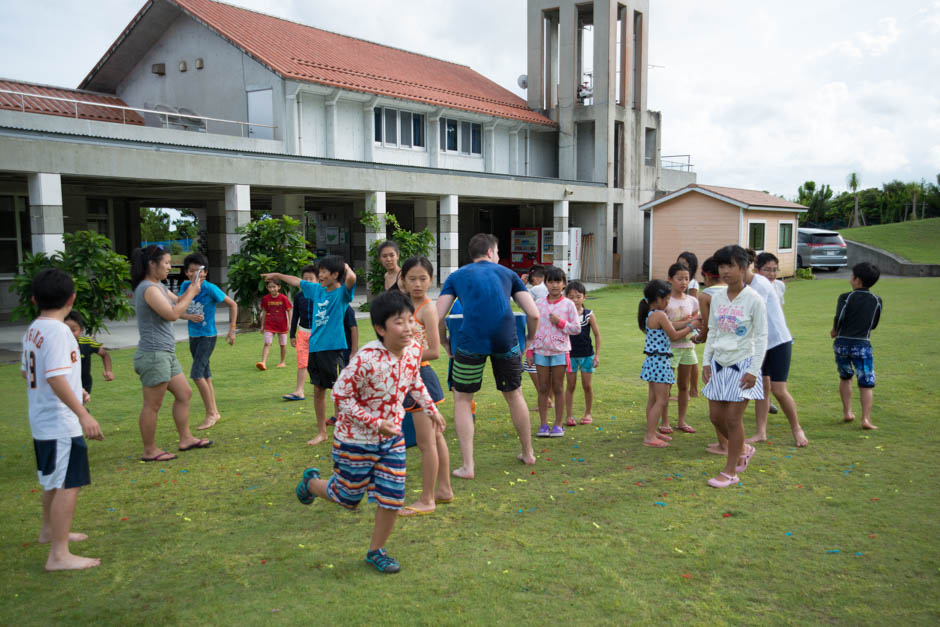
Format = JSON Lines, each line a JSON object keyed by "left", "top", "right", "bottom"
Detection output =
{"left": 747, "top": 218, "right": 767, "bottom": 252}
{"left": 439, "top": 117, "right": 483, "bottom": 156}
{"left": 777, "top": 219, "right": 795, "bottom": 252}
{"left": 373, "top": 106, "right": 426, "bottom": 151}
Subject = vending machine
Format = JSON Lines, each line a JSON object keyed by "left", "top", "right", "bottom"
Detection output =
{"left": 540, "top": 227, "right": 554, "bottom": 265}
{"left": 509, "top": 228, "right": 540, "bottom": 272}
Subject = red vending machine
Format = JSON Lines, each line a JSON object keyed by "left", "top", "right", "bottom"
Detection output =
{"left": 509, "top": 228, "right": 540, "bottom": 272}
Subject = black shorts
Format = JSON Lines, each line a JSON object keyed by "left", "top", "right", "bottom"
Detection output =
{"left": 189, "top": 335, "right": 217, "bottom": 380}
{"left": 451, "top": 346, "right": 523, "bottom": 394}
{"left": 761, "top": 341, "right": 792, "bottom": 382}
{"left": 307, "top": 349, "right": 345, "bottom": 389}
{"left": 33, "top": 436, "right": 90, "bottom": 490}
{"left": 403, "top": 364, "right": 446, "bottom": 411}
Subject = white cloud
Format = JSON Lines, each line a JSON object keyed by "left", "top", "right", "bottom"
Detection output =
{"left": 810, "top": 17, "right": 900, "bottom": 60}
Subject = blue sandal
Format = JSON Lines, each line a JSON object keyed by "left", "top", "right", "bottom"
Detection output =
{"left": 365, "top": 548, "right": 401, "bottom": 573}
{"left": 296, "top": 468, "right": 320, "bottom": 505}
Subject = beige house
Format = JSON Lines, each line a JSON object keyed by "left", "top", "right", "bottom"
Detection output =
{"left": 642, "top": 184, "right": 807, "bottom": 280}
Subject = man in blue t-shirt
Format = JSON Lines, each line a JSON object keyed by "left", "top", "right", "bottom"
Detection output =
{"left": 437, "top": 233, "right": 540, "bottom": 478}
{"left": 263, "top": 255, "right": 356, "bottom": 446}
{"left": 180, "top": 253, "right": 238, "bottom": 431}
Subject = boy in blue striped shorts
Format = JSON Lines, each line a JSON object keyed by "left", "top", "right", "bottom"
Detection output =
{"left": 295, "top": 290, "right": 443, "bottom": 573}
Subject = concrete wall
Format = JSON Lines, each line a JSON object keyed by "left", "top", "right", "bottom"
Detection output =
{"left": 117, "top": 14, "right": 285, "bottom": 139}
{"left": 660, "top": 167, "right": 697, "bottom": 194}
{"left": 845, "top": 240, "right": 940, "bottom": 277}
{"left": 528, "top": 130, "right": 559, "bottom": 178}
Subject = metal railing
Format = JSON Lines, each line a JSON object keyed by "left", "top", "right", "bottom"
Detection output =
{"left": 0, "top": 88, "right": 278, "bottom": 139}
{"left": 661, "top": 154, "right": 694, "bottom": 172}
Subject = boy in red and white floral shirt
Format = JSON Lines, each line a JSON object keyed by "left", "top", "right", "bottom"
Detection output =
{"left": 295, "top": 290, "right": 444, "bottom": 573}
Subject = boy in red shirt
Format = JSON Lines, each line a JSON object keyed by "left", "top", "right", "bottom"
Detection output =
{"left": 257, "top": 279, "right": 292, "bottom": 370}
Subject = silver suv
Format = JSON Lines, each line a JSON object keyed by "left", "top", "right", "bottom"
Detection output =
{"left": 797, "top": 228, "right": 848, "bottom": 270}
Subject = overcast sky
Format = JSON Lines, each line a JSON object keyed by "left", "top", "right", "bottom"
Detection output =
{"left": 1, "top": 0, "right": 938, "bottom": 200}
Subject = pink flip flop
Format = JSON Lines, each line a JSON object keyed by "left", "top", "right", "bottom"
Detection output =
{"left": 707, "top": 472, "right": 740, "bottom": 488}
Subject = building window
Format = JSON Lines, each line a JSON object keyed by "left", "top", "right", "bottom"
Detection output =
{"left": 87, "top": 198, "right": 113, "bottom": 240}
{"left": 748, "top": 220, "right": 766, "bottom": 251}
{"left": 644, "top": 127, "right": 656, "bottom": 166}
{"left": 440, "top": 118, "right": 482, "bottom": 155}
{"left": 0, "top": 196, "right": 30, "bottom": 277}
{"left": 778, "top": 221, "right": 794, "bottom": 251}
{"left": 374, "top": 107, "right": 425, "bottom": 149}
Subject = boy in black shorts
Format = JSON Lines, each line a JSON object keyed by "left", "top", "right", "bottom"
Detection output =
{"left": 262, "top": 255, "right": 357, "bottom": 446}
{"left": 22, "top": 268, "right": 104, "bottom": 571}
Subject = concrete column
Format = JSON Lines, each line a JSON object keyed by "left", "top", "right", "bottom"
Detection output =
{"left": 428, "top": 115, "right": 441, "bottom": 169}
{"left": 553, "top": 200, "right": 569, "bottom": 274}
{"left": 483, "top": 123, "right": 496, "bottom": 173}
{"left": 413, "top": 199, "right": 439, "bottom": 282}
{"left": 218, "top": 184, "right": 250, "bottom": 286}
{"left": 508, "top": 129, "right": 519, "bottom": 175}
{"left": 557, "top": 2, "right": 577, "bottom": 180}
{"left": 593, "top": 0, "right": 616, "bottom": 186}
{"left": 28, "top": 172, "right": 64, "bottom": 254}
{"left": 363, "top": 191, "right": 386, "bottom": 253}
{"left": 272, "top": 194, "right": 305, "bottom": 220}
{"left": 325, "top": 92, "right": 340, "bottom": 159}
{"left": 439, "top": 195, "right": 458, "bottom": 283}
{"left": 363, "top": 98, "right": 378, "bottom": 162}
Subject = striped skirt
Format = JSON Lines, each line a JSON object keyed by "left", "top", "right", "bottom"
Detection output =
{"left": 702, "top": 358, "right": 764, "bottom": 402}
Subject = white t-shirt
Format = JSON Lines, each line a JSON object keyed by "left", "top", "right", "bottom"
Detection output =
{"left": 749, "top": 273, "right": 792, "bottom": 349}
{"left": 688, "top": 278, "right": 700, "bottom": 294}
{"left": 773, "top": 279, "right": 786, "bottom": 305}
{"left": 21, "top": 318, "right": 82, "bottom": 439}
{"left": 528, "top": 282, "right": 548, "bottom": 301}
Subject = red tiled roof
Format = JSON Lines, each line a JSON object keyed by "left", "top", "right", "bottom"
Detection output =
{"left": 168, "top": 0, "right": 553, "bottom": 126}
{"left": 692, "top": 184, "right": 806, "bottom": 210}
{"left": 0, "top": 79, "right": 144, "bottom": 125}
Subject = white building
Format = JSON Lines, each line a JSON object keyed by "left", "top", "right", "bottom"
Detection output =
{"left": 0, "top": 0, "right": 694, "bottom": 314}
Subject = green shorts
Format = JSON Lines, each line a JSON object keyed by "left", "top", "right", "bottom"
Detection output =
{"left": 670, "top": 346, "right": 698, "bottom": 369}
{"left": 134, "top": 350, "right": 182, "bottom": 387}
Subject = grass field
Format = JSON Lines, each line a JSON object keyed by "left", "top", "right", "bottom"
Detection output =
{"left": 1, "top": 278, "right": 938, "bottom": 624}
{"left": 840, "top": 218, "right": 940, "bottom": 264}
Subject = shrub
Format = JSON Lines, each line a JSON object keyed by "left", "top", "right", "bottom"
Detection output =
{"left": 10, "top": 231, "right": 133, "bottom": 336}
{"left": 361, "top": 211, "right": 436, "bottom": 295}
{"left": 795, "top": 267, "right": 815, "bottom": 281}
{"left": 225, "top": 216, "right": 314, "bottom": 324}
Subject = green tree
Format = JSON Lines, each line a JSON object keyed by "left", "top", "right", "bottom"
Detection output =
{"left": 225, "top": 216, "right": 314, "bottom": 324}
{"left": 847, "top": 172, "right": 865, "bottom": 227}
{"left": 173, "top": 216, "right": 197, "bottom": 243}
{"left": 361, "top": 211, "right": 436, "bottom": 295}
{"left": 797, "top": 181, "right": 833, "bottom": 224}
{"left": 140, "top": 207, "right": 171, "bottom": 242}
{"left": 10, "top": 231, "right": 133, "bottom": 336}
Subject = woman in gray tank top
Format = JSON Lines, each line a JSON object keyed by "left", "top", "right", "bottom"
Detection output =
{"left": 131, "top": 245, "right": 212, "bottom": 462}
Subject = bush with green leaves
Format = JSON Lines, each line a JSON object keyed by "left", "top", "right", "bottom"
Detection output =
{"left": 795, "top": 267, "right": 815, "bottom": 281}
{"left": 225, "top": 216, "right": 313, "bottom": 324}
{"left": 10, "top": 231, "right": 133, "bottom": 336}
{"left": 362, "top": 212, "right": 436, "bottom": 295}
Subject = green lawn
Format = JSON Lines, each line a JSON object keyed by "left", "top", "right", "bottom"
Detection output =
{"left": 840, "top": 218, "right": 940, "bottom": 264}
{"left": 1, "top": 279, "right": 938, "bottom": 624}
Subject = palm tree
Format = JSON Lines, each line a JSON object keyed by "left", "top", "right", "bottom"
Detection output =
{"left": 846, "top": 172, "right": 864, "bottom": 226}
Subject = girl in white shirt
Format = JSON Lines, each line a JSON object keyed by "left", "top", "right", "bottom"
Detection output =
{"left": 701, "top": 246, "right": 767, "bottom": 488}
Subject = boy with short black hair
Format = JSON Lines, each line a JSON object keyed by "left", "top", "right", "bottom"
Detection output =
{"left": 262, "top": 255, "right": 357, "bottom": 446}
{"left": 180, "top": 253, "right": 238, "bottom": 430}
{"left": 831, "top": 262, "right": 882, "bottom": 430}
{"left": 22, "top": 268, "right": 104, "bottom": 571}
{"left": 294, "top": 290, "right": 443, "bottom": 573}
{"left": 63, "top": 311, "right": 114, "bottom": 404}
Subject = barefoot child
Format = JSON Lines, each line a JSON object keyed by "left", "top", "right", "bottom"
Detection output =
{"left": 397, "top": 256, "right": 454, "bottom": 516}
{"left": 533, "top": 267, "right": 580, "bottom": 438}
{"left": 179, "top": 253, "right": 237, "bottom": 430}
{"left": 262, "top": 255, "right": 356, "bottom": 446}
{"left": 831, "top": 262, "right": 882, "bottom": 430}
{"left": 701, "top": 245, "right": 767, "bottom": 487}
{"left": 564, "top": 281, "right": 601, "bottom": 427}
{"left": 678, "top": 251, "right": 701, "bottom": 397}
{"left": 284, "top": 265, "right": 318, "bottom": 401}
{"left": 22, "top": 268, "right": 104, "bottom": 571}
{"left": 63, "top": 311, "right": 113, "bottom": 405}
{"left": 696, "top": 257, "right": 728, "bottom": 456}
{"left": 638, "top": 280, "right": 701, "bottom": 448}
{"left": 257, "top": 279, "right": 291, "bottom": 370}
{"left": 661, "top": 263, "right": 700, "bottom": 435}
{"left": 744, "top": 250, "right": 808, "bottom": 448}
{"left": 295, "top": 290, "right": 444, "bottom": 573}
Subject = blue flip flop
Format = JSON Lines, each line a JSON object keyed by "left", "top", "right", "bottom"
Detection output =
{"left": 283, "top": 394, "right": 306, "bottom": 401}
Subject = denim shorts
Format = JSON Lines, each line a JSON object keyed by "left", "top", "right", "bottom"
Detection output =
{"left": 534, "top": 353, "right": 568, "bottom": 368}
{"left": 189, "top": 335, "right": 217, "bottom": 380}
{"left": 568, "top": 355, "right": 595, "bottom": 373}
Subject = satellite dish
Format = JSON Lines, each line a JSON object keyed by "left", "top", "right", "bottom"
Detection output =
{"left": 517, "top": 74, "right": 528, "bottom": 90}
